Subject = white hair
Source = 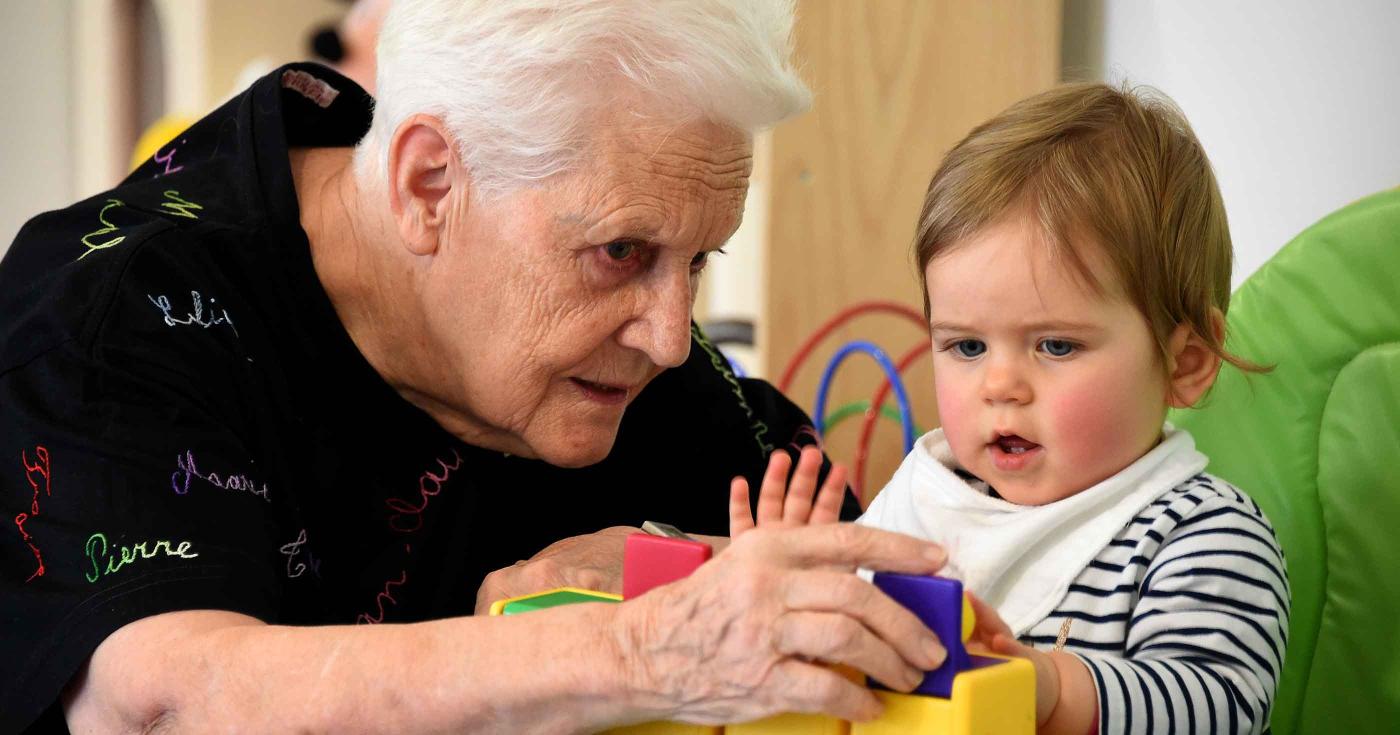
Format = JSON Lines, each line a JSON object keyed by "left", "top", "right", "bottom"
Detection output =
{"left": 353, "top": 0, "right": 811, "bottom": 198}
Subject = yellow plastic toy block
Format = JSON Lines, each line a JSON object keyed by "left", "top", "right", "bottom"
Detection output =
{"left": 849, "top": 655, "right": 1035, "bottom": 735}
{"left": 724, "top": 712, "right": 848, "bottom": 735}
{"left": 726, "top": 665, "right": 860, "bottom": 735}
{"left": 602, "top": 722, "right": 721, "bottom": 735}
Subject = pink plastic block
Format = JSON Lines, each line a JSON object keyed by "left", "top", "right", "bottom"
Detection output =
{"left": 622, "top": 533, "right": 712, "bottom": 599}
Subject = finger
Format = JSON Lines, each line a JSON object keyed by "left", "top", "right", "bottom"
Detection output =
{"left": 965, "top": 592, "right": 1014, "bottom": 646}
{"left": 779, "top": 570, "right": 946, "bottom": 671}
{"left": 729, "top": 476, "right": 755, "bottom": 537}
{"left": 754, "top": 523, "right": 947, "bottom": 577}
{"left": 756, "top": 451, "right": 793, "bottom": 526}
{"left": 809, "top": 462, "right": 848, "bottom": 525}
{"left": 991, "top": 632, "right": 1030, "bottom": 657}
{"left": 771, "top": 610, "right": 923, "bottom": 692}
{"left": 769, "top": 659, "right": 883, "bottom": 722}
{"left": 782, "top": 446, "right": 824, "bottom": 525}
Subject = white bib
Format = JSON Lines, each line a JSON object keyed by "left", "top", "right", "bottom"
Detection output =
{"left": 857, "top": 425, "right": 1206, "bottom": 636}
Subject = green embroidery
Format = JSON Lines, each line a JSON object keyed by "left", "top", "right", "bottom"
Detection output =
{"left": 84, "top": 532, "right": 199, "bottom": 583}
{"left": 158, "top": 190, "right": 203, "bottom": 219}
{"left": 77, "top": 199, "right": 127, "bottom": 260}
{"left": 692, "top": 323, "right": 773, "bottom": 456}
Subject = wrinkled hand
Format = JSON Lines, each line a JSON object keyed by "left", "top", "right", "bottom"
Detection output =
{"left": 474, "top": 526, "right": 634, "bottom": 615}
{"left": 615, "top": 523, "right": 949, "bottom": 725}
{"left": 964, "top": 592, "right": 1059, "bottom": 726}
{"left": 730, "top": 446, "right": 848, "bottom": 539}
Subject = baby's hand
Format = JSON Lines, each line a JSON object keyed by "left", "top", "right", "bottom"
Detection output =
{"left": 964, "top": 592, "right": 1060, "bottom": 727}
{"left": 728, "top": 446, "right": 848, "bottom": 538}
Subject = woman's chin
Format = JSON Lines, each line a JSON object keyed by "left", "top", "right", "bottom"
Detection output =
{"left": 530, "top": 427, "right": 620, "bottom": 469}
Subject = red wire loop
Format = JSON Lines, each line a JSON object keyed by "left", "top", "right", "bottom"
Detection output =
{"left": 853, "top": 342, "right": 930, "bottom": 504}
{"left": 777, "top": 301, "right": 926, "bottom": 393}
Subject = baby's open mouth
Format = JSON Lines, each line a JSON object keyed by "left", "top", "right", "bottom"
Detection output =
{"left": 994, "top": 434, "right": 1040, "bottom": 454}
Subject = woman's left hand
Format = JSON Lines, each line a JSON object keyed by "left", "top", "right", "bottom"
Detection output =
{"left": 474, "top": 526, "right": 634, "bottom": 614}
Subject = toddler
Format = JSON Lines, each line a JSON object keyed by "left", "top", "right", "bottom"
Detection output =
{"left": 733, "top": 83, "right": 1289, "bottom": 734}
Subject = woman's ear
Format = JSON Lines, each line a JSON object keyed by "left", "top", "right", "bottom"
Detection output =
{"left": 386, "top": 114, "right": 466, "bottom": 256}
{"left": 1166, "top": 308, "right": 1226, "bottom": 409}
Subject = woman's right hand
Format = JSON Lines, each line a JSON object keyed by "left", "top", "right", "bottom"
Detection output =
{"left": 612, "top": 523, "right": 949, "bottom": 725}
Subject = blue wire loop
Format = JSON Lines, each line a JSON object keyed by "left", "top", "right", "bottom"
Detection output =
{"left": 719, "top": 347, "right": 747, "bottom": 378}
{"left": 813, "top": 340, "right": 916, "bottom": 454}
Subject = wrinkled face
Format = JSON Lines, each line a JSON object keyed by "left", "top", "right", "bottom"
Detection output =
{"left": 418, "top": 114, "right": 751, "bottom": 467}
{"left": 925, "top": 212, "right": 1170, "bottom": 505}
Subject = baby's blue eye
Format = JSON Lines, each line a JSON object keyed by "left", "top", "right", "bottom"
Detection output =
{"left": 953, "top": 339, "right": 987, "bottom": 358}
{"left": 605, "top": 240, "right": 639, "bottom": 260}
{"left": 1039, "top": 339, "right": 1076, "bottom": 357}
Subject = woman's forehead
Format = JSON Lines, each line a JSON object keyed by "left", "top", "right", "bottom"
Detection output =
{"left": 552, "top": 121, "right": 753, "bottom": 244}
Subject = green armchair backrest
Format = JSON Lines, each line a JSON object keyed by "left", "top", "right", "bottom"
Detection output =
{"left": 1170, "top": 188, "right": 1400, "bottom": 734}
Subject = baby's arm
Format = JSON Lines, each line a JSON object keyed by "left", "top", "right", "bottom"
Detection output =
{"left": 968, "top": 489, "right": 1287, "bottom": 735}
{"left": 1080, "top": 492, "right": 1289, "bottom": 735}
{"left": 966, "top": 593, "right": 1098, "bottom": 734}
{"left": 729, "top": 446, "right": 849, "bottom": 538}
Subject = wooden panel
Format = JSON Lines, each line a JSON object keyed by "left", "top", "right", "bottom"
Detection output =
{"left": 761, "top": 0, "right": 1061, "bottom": 504}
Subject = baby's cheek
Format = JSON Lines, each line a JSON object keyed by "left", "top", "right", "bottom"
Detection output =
{"left": 934, "top": 374, "right": 975, "bottom": 446}
{"left": 1049, "top": 379, "right": 1138, "bottom": 468}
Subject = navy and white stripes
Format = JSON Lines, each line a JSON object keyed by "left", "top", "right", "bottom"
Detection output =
{"left": 1020, "top": 474, "right": 1290, "bottom": 734}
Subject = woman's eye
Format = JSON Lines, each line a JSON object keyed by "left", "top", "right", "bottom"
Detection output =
{"left": 604, "top": 240, "right": 639, "bottom": 261}
{"left": 1039, "top": 339, "right": 1076, "bottom": 357}
{"left": 690, "top": 248, "right": 725, "bottom": 274}
{"left": 953, "top": 339, "right": 987, "bottom": 358}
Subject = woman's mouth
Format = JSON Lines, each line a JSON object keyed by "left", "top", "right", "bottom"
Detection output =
{"left": 570, "top": 377, "right": 630, "bottom": 406}
{"left": 988, "top": 434, "right": 1043, "bottom": 471}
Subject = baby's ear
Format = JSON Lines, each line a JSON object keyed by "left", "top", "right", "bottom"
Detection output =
{"left": 1165, "top": 309, "right": 1225, "bottom": 408}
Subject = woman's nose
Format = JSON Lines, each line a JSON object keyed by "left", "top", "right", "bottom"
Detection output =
{"left": 619, "top": 273, "right": 694, "bottom": 368}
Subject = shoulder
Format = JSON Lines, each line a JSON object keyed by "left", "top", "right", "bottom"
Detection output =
{"left": 1138, "top": 473, "right": 1289, "bottom": 599}
{"left": 1149, "top": 473, "right": 1280, "bottom": 542}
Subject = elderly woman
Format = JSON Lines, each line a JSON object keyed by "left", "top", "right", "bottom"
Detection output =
{"left": 0, "top": 1, "right": 949, "bottom": 732}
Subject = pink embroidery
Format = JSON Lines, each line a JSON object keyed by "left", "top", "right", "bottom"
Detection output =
{"left": 15, "top": 447, "right": 52, "bottom": 582}
{"left": 153, "top": 142, "right": 185, "bottom": 176}
{"left": 385, "top": 450, "right": 463, "bottom": 533}
{"left": 356, "top": 571, "right": 408, "bottom": 624}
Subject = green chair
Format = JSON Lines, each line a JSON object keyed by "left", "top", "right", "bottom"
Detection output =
{"left": 1169, "top": 187, "right": 1400, "bottom": 734}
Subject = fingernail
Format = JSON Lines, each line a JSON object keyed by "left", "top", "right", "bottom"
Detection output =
{"left": 858, "top": 696, "right": 884, "bottom": 721}
{"left": 924, "top": 638, "right": 947, "bottom": 669}
{"left": 903, "top": 666, "right": 924, "bottom": 691}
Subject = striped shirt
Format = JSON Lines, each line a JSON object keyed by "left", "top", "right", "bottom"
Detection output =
{"left": 1020, "top": 473, "right": 1290, "bottom": 734}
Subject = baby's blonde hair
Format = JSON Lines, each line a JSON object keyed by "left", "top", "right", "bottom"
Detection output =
{"left": 915, "top": 82, "right": 1264, "bottom": 374}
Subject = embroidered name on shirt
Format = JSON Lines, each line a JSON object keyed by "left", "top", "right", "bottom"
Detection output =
{"left": 15, "top": 446, "right": 52, "bottom": 582}
{"left": 282, "top": 69, "right": 340, "bottom": 108}
{"left": 356, "top": 570, "right": 408, "bottom": 624}
{"left": 171, "top": 450, "right": 269, "bottom": 501}
{"left": 84, "top": 532, "right": 199, "bottom": 583}
{"left": 385, "top": 449, "right": 463, "bottom": 533}
{"left": 692, "top": 323, "right": 773, "bottom": 456}
{"left": 279, "top": 528, "right": 322, "bottom": 579}
{"left": 78, "top": 199, "right": 127, "bottom": 260}
{"left": 153, "top": 141, "right": 186, "bottom": 177}
{"left": 158, "top": 189, "right": 203, "bottom": 219}
{"left": 148, "top": 291, "right": 238, "bottom": 337}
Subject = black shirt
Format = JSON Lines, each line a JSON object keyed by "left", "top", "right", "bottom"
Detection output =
{"left": 0, "top": 64, "right": 852, "bottom": 732}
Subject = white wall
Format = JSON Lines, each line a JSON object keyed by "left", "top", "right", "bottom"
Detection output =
{"left": 1063, "top": 0, "right": 1400, "bottom": 286}
{"left": 0, "top": 1, "right": 74, "bottom": 257}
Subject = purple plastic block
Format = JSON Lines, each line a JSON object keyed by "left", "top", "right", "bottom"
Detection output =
{"left": 871, "top": 573, "right": 970, "bottom": 698}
